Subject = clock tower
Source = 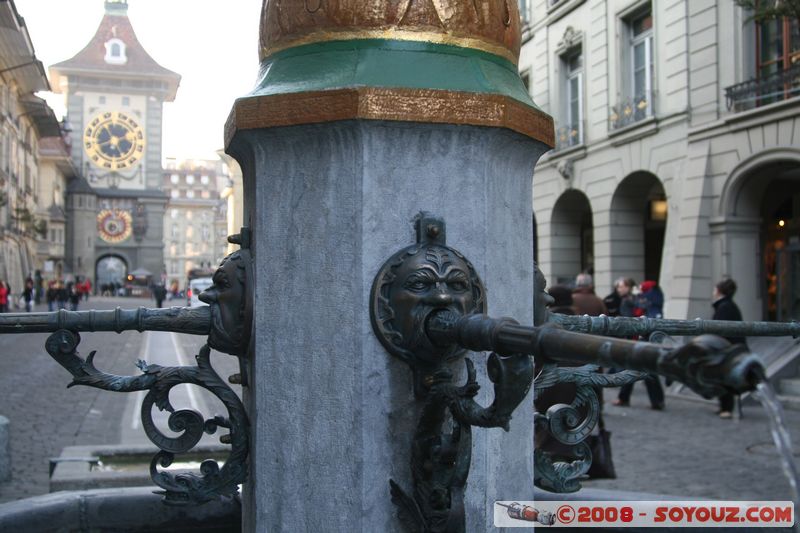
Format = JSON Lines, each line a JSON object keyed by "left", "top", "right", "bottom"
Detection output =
{"left": 50, "top": 0, "right": 180, "bottom": 286}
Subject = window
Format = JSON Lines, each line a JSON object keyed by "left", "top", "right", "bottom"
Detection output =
{"left": 556, "top": 49, "right": 584, "bottom": 151}
{"left": 186, "top": 174, "right": 195, "bottom": 185}
{"left": 630, "top": 11, "right": 654, "bottom": 106}
{"left": 520, "top": 69, "right": 531, "bottom": 92}
{"left": 122, "top": 96, "right": 130, "bottom": 106}
{"left": 610, "top": 5, "right": 654, "bottom": 129}
{"left": 755, "top": 15, "right": 800, "bottom": 105}
{"left": 99, "top": 96, "right": 106, "bottom": 105}
{"left": 170, "top": 174, "right": 179, "bottom": 184}
{"left": 186, "top": 190, "right": 195, "bottom": 199}
{"left": 170, "top": 189, "right": 179, "bottom": 199}
{"left": 171, "top": 208, "right": 178, "bottom": 219}
{"left": 200, "top": 175, "right": 209, "bottom": 185}
{"left": 518, "top": 0, "right": 531, "bottom": 26}
{"left": 104, "top": 38, "right": 127, "bottom": 65}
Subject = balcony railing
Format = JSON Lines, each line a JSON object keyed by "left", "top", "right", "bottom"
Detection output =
{"left": 725, "top": 63, "right": 800, "bottom": 112}
{"left": 609, "top": 92, "right": 653, "bottom": 131}
{"left": 554, "top": 121, "right": 583, "bottom": 152}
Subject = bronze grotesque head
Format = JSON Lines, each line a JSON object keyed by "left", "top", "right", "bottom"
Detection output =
{"left": 200, "top": 249, "right": 253, "bottom": 357}
{"left": 371, "top": 214, "right": 486, "bottom": 368}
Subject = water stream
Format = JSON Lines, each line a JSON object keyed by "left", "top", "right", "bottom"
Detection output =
{"left": 754, "top": 380, "right": 800, "bottom": 530}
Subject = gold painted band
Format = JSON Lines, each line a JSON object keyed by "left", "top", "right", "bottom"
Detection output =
{"left": 225, "top": 87, "right": 554, "bottom": 148}
{"left": 260, "top": 28, "right": 518, "bottom": 65}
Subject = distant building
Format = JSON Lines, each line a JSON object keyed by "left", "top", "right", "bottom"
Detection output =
{"left": 38, "top": 135, "right": 80, "bottom": 281}
{"left": 520, "top": 0, "right": 799, "bottom": 321}
{"left": 49, "top": 0, "right": 180, "bottom": 290}
{"left": 217, "top": 151, "right": 243, "bottom": 256}
{"left": 0, "top": 0, "right": 62, "bottom": 295}
{"left": 162, "top": 158, "right": 228, "bottom": 290}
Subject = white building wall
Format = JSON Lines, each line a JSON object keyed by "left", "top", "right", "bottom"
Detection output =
{"left": 523, "top": 0, "right": 800, "bottom": 320}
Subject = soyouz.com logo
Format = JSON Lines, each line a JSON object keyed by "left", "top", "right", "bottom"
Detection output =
{"left": 493, "top": 501, "right": 794, "bottom": 528}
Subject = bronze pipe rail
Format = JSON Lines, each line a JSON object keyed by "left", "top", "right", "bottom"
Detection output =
{"left": 0, "top": 306, "right": 211, "bottom": 336}
{"left": 549, "top": 313, "right": 800, "bottom": 340}
{"left": 426, "top": 310, "right": 764, "bottom": 398}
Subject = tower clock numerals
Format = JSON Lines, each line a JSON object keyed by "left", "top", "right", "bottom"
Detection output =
{"left": 83, "top": 110, "right": 146, "bottom": 172}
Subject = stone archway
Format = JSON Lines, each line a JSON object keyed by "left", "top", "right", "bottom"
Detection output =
{"left": 609, "top": 171, "right": 667, "bottom": 286}
{"left": 715, "top": 149, "right": 800, "bottom": 320}
{"left": 550, "top": 189, "right": 593, "bottom": 285}
{"left": 95, "top": 254, "right": 128, "bottom": 296}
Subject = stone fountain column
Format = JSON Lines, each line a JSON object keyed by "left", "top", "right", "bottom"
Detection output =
{"left": 225, "top": 2, "right": 553, "bottom": 531}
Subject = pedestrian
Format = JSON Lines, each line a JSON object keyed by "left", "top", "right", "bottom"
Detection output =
{"left": 153, "top": 284, "right": 167, "bottom": 308}
{"left": 46, "top": 281, "right": 57, "bottom": 312}
{"left": 23, "top": 277, "right": 34, "bottom": 312}
{"left": 56, "top": 281, "right": 68, "bottom": 310}
{"left": 547, "top": 285, "right": 576, "bottom": 315}
{"left": 85, "top": 278, "right": 92, "bottom": 301}
{"left": 0, "top": 280, "right": 8, "bottom": 313}
{"left": 571, "top": 273, "right": 607, "bottom": 316}
{"left": 68, "top": 282, "right": 81, "bottom": 311}
{"left": 612, "top": 278, "right": 666, "bottom": 410}
{"left": 712, "top": 278, "right": 746, "bottom": 419}
{"left": 34, "top": 270, "right": 43, "bottom": 305}
{"left": 603, "top": 278, "right": 636, "bottom": 316}
{"left": 637, "top": 280, "right": 664, "bottom": 319}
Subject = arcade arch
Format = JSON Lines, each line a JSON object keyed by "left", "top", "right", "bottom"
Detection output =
{"left": 96, "top": 254, "right": 129, "bottom": 295}
{"left": 549, "top": 189, "right": 593, "bottom": 285}
{"left": 609, "top": 172, "right": 667, "bottom": 286}
{"left": 717, "top": 150, "right": 800, "bottom": 320}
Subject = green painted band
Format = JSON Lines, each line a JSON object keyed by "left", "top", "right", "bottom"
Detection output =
{"left": 265, "top": 38, "right": 519, "bottom": 74}
{"left": 249, "top": 38, "right": 540, "bottom": 111}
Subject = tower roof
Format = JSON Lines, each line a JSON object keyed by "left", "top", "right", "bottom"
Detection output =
{"left": 49, "top": 1, "right": 180, "bottom": 101}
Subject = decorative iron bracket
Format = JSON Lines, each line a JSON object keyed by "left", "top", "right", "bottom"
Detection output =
{"left": 46, "top": 329, "right": 249, "bottom": 505}
{"left": 371, "top": 213, "right": 535, "bottom": 532}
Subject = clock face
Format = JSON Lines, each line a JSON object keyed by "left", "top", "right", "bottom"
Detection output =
{"left": 84, "top": 111, "right": 145, "bottom": 171}
{"left": 97, "top": 209, "right": 133, "bottom": 243}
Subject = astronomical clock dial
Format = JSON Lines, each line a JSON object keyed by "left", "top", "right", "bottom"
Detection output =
{"left": 97, "top": 209, "right": 133, "bottom": 244}
{"left": 83, "top": 111, "right": 145, "bottom": 171}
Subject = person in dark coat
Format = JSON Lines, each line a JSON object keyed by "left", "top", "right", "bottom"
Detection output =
{"left": 153, "top": 284, "right": 167, "bottom": 308}
{"left": 712, "top": 278, "right": 746, "bottom": 419}
{"left": 547, "top": 285, "right": 576, "bottom": 315}
{"left": 22, "top": 278, "right": 34, "bottom": 312}
{"left": 571, "top": 273, "right": 607, "bottom": 316}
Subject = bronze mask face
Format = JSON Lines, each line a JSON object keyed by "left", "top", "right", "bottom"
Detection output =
{"left": 200, "top": 250, "right": 252, "bottom": 357}
{"left": 372, "top": 234, "right": 485, "bottom": 368}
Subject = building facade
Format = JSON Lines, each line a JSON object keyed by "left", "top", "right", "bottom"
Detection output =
{"left": 520, "top": 0, "right": 799, "bottom": 321}
{"left": 162, "top": 158, "right": 229, "bottom": 291}
{"left": 0, "top": 1, "right": 63, "bottom": 297}
{"left": 49, "top": 0, "right": 180, "bottom": 290}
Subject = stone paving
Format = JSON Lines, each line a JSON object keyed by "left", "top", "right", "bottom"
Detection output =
{"left": 0, "top": 297, "right": 140, "bottom": 503}
{"left": 0, "top": 297, "right": 240, "bottom": 504}
{"left": 580, "top": 382, "right": 800, "bottom": 502}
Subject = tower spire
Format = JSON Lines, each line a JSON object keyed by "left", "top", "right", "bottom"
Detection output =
{"left": 104, "top": 0, "right": 128, "bottom": 16}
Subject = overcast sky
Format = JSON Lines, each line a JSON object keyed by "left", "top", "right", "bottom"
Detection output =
{"left": 16, "top": 0, "right": 263, "bottom": 161}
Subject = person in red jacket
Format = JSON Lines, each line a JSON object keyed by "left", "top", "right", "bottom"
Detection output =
{"left": 0, "top": 280, "right": 8, "bottom": 313}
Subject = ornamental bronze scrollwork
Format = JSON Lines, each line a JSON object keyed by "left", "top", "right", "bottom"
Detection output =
{"left": 45, "top": 330, "right": 248, "bottom": 505}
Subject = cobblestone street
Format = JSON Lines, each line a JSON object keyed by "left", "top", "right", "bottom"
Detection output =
{"left": 0, "top": 297, "right": 240, "bottom": 504}
{"left": 580, "top": 382, "right": 800, "bottom": 502}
